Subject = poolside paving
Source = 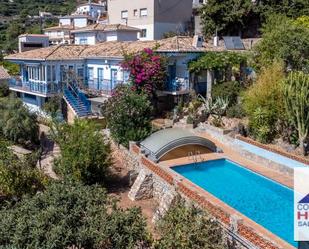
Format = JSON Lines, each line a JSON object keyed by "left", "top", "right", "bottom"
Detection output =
{"left": 159, "top": 132, "right": 293, "bottom": 189}
{"left": 156, "top": 130, "right": 295, "bottom": 249}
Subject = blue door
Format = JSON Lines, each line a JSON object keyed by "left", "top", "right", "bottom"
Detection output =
{"left": 111, "top": 69, "right": 118, "bottom": 91}
{"left": 168, "top": 64, "right": 176, "bottom": 91}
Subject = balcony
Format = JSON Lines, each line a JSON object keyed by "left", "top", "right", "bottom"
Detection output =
{"left": 9, "top": 78, "right": 61, "bottom": 97}
{"left": 85, "top": 78, "right": 124, "bottom": 96}
{"left": 164, "top": 78, "right": 190, "bottom": 95}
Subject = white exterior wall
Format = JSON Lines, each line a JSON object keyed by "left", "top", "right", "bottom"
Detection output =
{"left": 86, "top": 59, "right": 124, "bottom": 82}
{"left": 59, "top": 18, "right": 71, "bottom": 26}
{"left": 107, "top": 0, "right": 155, "bottom": 40}
{"left": 74, "top": 32, "right": 97, "bottom": 45}
{"left": 108, "top": 0, "right": 192, "bottom": 40}
{"left": 76, "top": 4, "right": 106, "bottom": 18}
{"left": 74, "top": 18, "right": 88, "bottom": 28}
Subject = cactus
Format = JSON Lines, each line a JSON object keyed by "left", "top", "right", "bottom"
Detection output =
{"left": 283, "top": 71, "right": 309, "bottom": 156}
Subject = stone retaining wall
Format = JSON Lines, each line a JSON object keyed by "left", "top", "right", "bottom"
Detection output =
{"left": 123, "top": 143, "right": 293, "bottom": 249}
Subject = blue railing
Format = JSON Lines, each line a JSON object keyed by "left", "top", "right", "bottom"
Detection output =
{"left": 9, "top": 78, "right": 60, "bottom": 95}
{"left": 86, "top": 78, "right": 124, "bottom": 94}
{"left": 64, "top": 87, "right": 89, "bottom": 117}
{"left": 66, "top": 81, "right": 91, "bottom": 113}
{"left": 165, "top": 78, "right": 190, "bottom": 92}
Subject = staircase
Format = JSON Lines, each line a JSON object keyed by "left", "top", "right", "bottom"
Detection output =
{"left": 63, "top": 83, "right": 91, "bottom": 118}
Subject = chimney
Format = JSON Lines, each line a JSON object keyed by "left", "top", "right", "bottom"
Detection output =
{"left": 192, "top": 35, "right": 203, "bottom": 48}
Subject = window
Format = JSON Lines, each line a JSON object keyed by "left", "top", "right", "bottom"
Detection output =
{"left": 140, "top": 8, "right": 147, "bottom": 17}
{"left": 141, "top": 29, "right": 147, "bottom": 38}
{"left": 77, "top": 68, "right": 84, "bottom": 79}
{"left": 88, "top": 67, "right": 94, "bottom": 84}
{"left": 121, "top": 10, "right": 128, "bottom": 19}
{"left": 133, "top": 9, "right": 138, "bottom": 17}
{"left": 57, "top": 31, "right": 62, "bottom": 36}
{"left": 80, "top": 38, "right": 88, "bottom": 45}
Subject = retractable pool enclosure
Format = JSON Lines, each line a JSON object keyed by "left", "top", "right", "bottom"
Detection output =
{"left": 140, "top": 128, "right": 218, "bottom": 162}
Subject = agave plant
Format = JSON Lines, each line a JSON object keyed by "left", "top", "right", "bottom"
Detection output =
{"left": 198, "top": 94, "right": 229, "bottom": 118}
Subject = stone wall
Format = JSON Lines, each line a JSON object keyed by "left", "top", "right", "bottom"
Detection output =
{"left": 121, "top": 143, "right": 293, "bottom": 249}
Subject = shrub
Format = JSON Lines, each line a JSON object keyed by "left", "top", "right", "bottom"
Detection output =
{"left": 0, "top": 140, "right": 46, "bottom": 198}
{"left": 226, "top": 104, "right": 246, "bottom": 119}
{"left": 154, "top": 200, "right": 226, "bottom": 249}
{"left": 0, "top": 97, "right": 39, "bottom": 145}
{"left": 0, "top": 182, "right": 151, "bottom": 249}
{"left": 283, "top": 71, "right": 309, "bottom": 155}
{"left": 212, "top": 81, "right": 243, "bottom": 105}
{"left": 102, "top": 85, "right": 152, "bottom": 147}
{"left": 243, "top": 62, "right": 285, "bottom": 143}
{"left": 255, "top": 14, "right": 309, "bottom": 71}
{"left": 249, "top": 107, "right": 277, "bottom": 143}
{"left": 121, "top": 48, "right": 167, "bottom": 95}
{"left": 0, "top": 82, "right": 9, "bottom": 97}
{"left": 52, "top": 119, "right": 112, "bottom": 185}
{"left": 42, "top": 96, "right": 62, "bottom": 118}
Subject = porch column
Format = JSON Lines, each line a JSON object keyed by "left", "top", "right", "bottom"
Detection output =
{"left": 206, "top": 69, "right": 213, "bottom": 99}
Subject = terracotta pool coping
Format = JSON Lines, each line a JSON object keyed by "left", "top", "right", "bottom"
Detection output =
{"left": 159, "top": 132, "right": 293, "bottom": 189}
{"left": 163, "top": 166, "right": 295, "bottom": 249}
{"left": 155, "top": 133, "right": 295, "bottom": 249}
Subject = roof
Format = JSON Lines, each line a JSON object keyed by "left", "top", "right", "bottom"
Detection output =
{"left": 44, "top": 25, "right": 74, "bottom": 31}
{"left": 77, "top": 2, "right": 106, "bottom": 8}
{"left": 5, "top": 36, "right": 251, "bottom": 61}
{"left": 0, "top": 66, "right": 10, "bottom": 80}
{"left": 71, "top": 23, "right": 141, "bottom": 34}
{"left": 19, "top": 34, "right": 49, "bottom": 38}
{"left": 60, "top": 14, "right": 96, "bottom": 20}
{"left": 140, "top": 128, "right": 217, "bottom": 162}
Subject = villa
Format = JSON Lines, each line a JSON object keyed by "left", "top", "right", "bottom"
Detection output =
{"left": 5, "top": 35, "right": 256, "bottom": 120}
{"left": 5, "top": 36, "right": 225, "bottom": 119}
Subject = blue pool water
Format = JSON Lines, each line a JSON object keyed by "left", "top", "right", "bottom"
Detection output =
{"left": 172, "top": 159, "right": 297, "bottom": 247}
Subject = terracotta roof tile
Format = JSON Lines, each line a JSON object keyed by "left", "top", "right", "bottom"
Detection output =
{"left": 71, "top": 23, "right": 141, "bottom": 34}
{"left": 5, "top": 36, "right": 253, "bottom": 61}
{"left": 44, "top": 25, "right": 74, "bottom": 31}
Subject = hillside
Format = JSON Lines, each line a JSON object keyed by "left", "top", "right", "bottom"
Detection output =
{"left": 0, "top": 0, "right": 82, "bottom": 53}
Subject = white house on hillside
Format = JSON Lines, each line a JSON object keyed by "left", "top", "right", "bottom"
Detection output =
{"left": 72, "top": 23, "right": 140, "bottom": 45}
{"left": 44, "top": 25, "right": 74, "bottom": 45}
{"left": 107, "top": 0, "right": 193, "bottom": 40}
{"left": 6, "top": 36, "right": 215, "bottom": 119}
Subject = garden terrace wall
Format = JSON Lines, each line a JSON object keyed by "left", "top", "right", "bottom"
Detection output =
{"left": 128, "top": 144, "right": 293, "bottom": 249}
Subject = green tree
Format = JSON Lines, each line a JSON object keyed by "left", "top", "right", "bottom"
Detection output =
{"left": 0, "top": 140, "right": 46, "bottom": 198}
{"left": 255, "top": 14, "right": 309, "bottom": 70}
{"left": 283, "top": 71, "right": 309, "bottom": 155}
{"left": 200, "top": 0, "right": 256, "bottom": 38}
{"left": 154, "top": 200, "right": 226, "bottom": 249}
{"left": 0, "top": 182, "right": 151, "bottom": 249}
{"left": 0, "top": 97, "right": 39, "bottom": 145}
{"left": 200, "top": 0, "right": 309, "bottom": 38}
{"left": 102, "top": 85, "right": 152, "bottom": 148}
{"left": 52, "top": 119, "right": 112, "bottom": 185}
{"left": 243, "top": 62, "right": 285, "bottom": 142}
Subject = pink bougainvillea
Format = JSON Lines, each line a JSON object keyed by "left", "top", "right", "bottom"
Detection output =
{"left": 121, "top": 48, "right": 167, "bottom": 94}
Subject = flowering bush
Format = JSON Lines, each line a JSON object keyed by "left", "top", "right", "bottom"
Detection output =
{"left": 102, "top": 85, "right": 152, "bottom": 147}
{"left": 122, "top": 48, "right": 167, "bottom": 94}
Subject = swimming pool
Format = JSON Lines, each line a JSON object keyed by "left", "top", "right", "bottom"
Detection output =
{"left": 172, "top": 159, "right": 297, "bottom": 247}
